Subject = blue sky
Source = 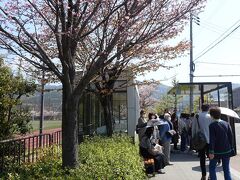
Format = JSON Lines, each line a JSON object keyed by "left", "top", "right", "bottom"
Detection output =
{"left": 139, "top": 0, "right": 240, "bottom": 86}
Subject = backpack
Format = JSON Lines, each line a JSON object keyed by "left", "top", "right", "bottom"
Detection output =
{"left": 192, "top": 118, "right": 207, "bottom": 150}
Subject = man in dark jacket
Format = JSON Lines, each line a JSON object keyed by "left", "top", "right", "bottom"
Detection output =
{"left": 209, "top": 106, "right": 235, "bottom": 180}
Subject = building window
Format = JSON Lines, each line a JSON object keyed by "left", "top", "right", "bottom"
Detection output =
{"left": 113, "top": 92, "right": 127, "bottom": 133}
{"left": 78, "top": 91, "right": 128, "bottom": 135}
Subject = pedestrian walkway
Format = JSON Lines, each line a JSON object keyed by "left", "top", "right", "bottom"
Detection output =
{"left": 150, "top": 151, "right": 240, "bottom": 180}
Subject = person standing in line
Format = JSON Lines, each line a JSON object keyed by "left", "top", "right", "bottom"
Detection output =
{"left": 192, "top": 104, "right": 212, "bottom": 180}
{"left": 171, "top": 112, "right": 179, "bottom": 150}
{"left": 158, "top": 113, "right": 173, "bottom": 165}
{"left": 184, "top": 113, "right": 191, "bottom": 150}
{"left": 137, "top": 110, "right": 147, "bottom": 142}
{"left": 209, "top": 107, "right": 235, "bottom": 180}
{"left": 188, "top": 113, "right": 195, "bottom": 151}
{"left": 179, "top": 113, "right": 188, "bottom": 152}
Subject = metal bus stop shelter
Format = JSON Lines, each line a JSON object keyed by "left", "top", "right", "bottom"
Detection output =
{"left": 169, "top": 82, "right": 237, "bottom": 154}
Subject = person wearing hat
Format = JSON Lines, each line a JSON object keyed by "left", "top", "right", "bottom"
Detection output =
{"left": 139, "top": 126, "right": 166, "bottom": 174}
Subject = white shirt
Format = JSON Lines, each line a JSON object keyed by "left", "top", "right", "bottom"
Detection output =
{"left": 192, "top": 112, "right": 212, "bottom": 143}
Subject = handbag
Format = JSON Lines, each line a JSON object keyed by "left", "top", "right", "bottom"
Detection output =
{"left": 192, "top": 118, "right": 207, "bottom": 150}
{"left": 166, "top": 130, "right": 176, "bottom": 137}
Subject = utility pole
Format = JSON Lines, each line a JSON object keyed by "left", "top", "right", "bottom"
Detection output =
{"left": 39, "top": 67, "right": 45, "bottom": 146}
{"left": 189, "top": 13, "right": 193, "bottom": 113}
{"left": 189, "top": 13, "right": 199, "bottom": 113}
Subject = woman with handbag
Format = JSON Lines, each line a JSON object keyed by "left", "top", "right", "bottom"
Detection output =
{"left": 139, "top": 126, "right": 166, "bottom": 174}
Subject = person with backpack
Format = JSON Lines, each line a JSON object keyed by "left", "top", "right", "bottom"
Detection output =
{"left": 192, "top": 104, "right": 212, "bottom": 180}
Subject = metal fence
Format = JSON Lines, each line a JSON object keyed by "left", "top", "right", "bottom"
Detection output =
{"left": 0, "top": 130, "right": 62, "bottom": 172}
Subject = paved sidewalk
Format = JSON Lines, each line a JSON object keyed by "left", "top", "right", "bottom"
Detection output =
{"left": 150, "top": 151, "right": 240, "bottom": 180}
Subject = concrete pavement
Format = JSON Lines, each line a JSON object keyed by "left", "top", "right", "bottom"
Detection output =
{"left": 150, "top": 151, "right": 240, "bottom": 180}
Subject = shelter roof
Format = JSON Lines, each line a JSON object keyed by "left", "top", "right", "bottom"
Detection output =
{"left": 168, "top": 82, "right": 232, "bottom": 95}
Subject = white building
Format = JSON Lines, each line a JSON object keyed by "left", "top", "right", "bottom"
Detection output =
{"left": 78, "top": 77, "right": 140, "bottom": 138}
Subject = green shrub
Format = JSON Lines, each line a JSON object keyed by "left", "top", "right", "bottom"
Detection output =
{"left": 74, "top": 134, "right": 145, "bottom": 179}
{"left": 0, "top": 146, "right": 64, "bottom": 179}
{"left": 0, "top": 140, "right": 25, "bottom": 172}
{"left": 1, "top": 134, "right": 146, "bottom": 179}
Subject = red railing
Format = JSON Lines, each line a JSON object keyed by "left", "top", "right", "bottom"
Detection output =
{"left": 0, "top": 130, "right": 62, "bottom": 172}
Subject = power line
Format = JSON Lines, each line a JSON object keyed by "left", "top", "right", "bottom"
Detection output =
{"left": 193, "top": 19, "right": 240, "bottom": 42}
{"left": 194, "top": 18, "right": 240, "bottom": 62}
{"left": 196, "top": 62, "right": 240, "bottom": 66}
{"left": 199, "top": 25, "right": 240, "bottom": 40}
{"left": 194, "top": 74, "right": 240, "bottom": 77}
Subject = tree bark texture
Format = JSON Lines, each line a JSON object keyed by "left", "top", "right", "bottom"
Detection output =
{"left": 99, "top": 94, "right": 113, "bottom": 137}
{"left": 62, "top": 87, "right": 79, "bottom": 168}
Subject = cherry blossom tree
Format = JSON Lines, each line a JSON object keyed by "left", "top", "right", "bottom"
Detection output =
{"left": 139, "top": 84, "right": 158, "bottom": 111}
{"left": 0, "top": 0, "right": 205, "bottom": 168}
{"left": 78, "top": 0, "right": 204, "bottom": 136}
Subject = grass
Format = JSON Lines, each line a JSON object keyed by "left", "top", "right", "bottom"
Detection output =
{"left": 30, "top": 120, "right": 62, "bottom": 131}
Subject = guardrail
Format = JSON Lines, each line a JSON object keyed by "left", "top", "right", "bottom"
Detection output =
{"left": 0, "top": 130, "right": 62, "bottom": 172}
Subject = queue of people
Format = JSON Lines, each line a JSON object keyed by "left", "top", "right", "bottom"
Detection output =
{"left": 137, "top": 106, "right": 235, "bottom": 179}
{"left": 137, "top": 109, "right": 176, "bottom": 175}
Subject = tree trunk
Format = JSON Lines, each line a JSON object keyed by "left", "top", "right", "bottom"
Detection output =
{"left": 62, "top": 87, "right": 79, "bottom": 168}
{"left": 99, "top": 94, "right": 113, "bottom": 136}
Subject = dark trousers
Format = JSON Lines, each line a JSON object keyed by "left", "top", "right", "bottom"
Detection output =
{"left": 154, "top": 153, "right": 166, "bottom": 171}
{"left": 199, "top": 144, "right": 209, "bottom": 176}
{"left": 180, "top": 131, "right": 187, "bottom": 151}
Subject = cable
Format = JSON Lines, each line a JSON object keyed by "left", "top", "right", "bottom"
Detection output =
{"left": 199, "top": 23, "right": 240, "bottom": 39}
{"left": 194, "top": 18, "right": 240, "bottom": 62}
{"left": 194, "top": 74, "right": 240, "bottom": 77}
{"left": 196, "top": 62, "right": 240, "bottom": 66}
{"left": 194, "top": 19, "right": 240, "bottom": 40}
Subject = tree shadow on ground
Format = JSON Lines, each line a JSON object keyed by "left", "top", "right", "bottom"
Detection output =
{"left": 192, "top": 164, "right": 223, "bottom": 173}
{"left": 171, "top": 151, "right": 199, "bottom": 162}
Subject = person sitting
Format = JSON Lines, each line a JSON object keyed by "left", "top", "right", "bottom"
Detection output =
{"left": 139, "top": 126, "right": 166, "bottom": 174}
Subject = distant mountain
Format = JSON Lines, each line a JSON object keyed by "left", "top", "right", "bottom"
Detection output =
{"left": 152, "top": 84, "right": 172, "bottom": 99}
{"left": 22, "top": 83, "right": 172, "bottom": 111}
{"left": 23, "top": 83, "right": 240, "bottom": 111}
{"left": 232, "top": 83, "right": 240, "bottom": 90}
{"left": 21, "top": 85, "right": 62, "bottom": 112}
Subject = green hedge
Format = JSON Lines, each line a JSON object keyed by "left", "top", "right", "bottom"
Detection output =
{"left": 1, "top": 134, "right": 146, "bottom": 179}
